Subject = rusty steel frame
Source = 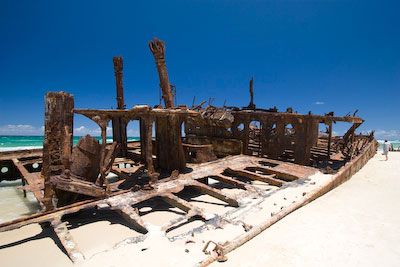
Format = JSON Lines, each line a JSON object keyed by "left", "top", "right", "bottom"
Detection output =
{"left": 0, "top": 155, "right": 316, "bottom": 261}
{"left": 0, "top": 37, "right": 377, "bottom": 264}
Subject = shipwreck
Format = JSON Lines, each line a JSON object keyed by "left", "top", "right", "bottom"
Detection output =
{"left": 0, "top": 38, "right": 377, "bottom": 265}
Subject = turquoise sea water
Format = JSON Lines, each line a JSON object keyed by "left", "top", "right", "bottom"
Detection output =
{"left": 1, "top": 135, "right": 399, "bottom": 152}
{"left": 0, "top": 135, "right": 139, "bottom": 151}
{"left": 377, "top": 140, "right": 400, "bottom": 151}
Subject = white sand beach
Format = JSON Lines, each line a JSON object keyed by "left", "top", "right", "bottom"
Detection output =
{"left": 215, "top": 152, "right": 400, "bottom": 267}
{"left": 1, "top": 152, "right": 399, "bottom": 267}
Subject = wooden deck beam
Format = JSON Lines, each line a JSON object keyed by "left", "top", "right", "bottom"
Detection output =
{"left": 245, "top": 166, "right": 299, "bottom": 182}
{"left": 225, "top": 168, "right": 284, "bottom": 187}
{"left": 189, "top": 180, "right": 239, "bottom": 207}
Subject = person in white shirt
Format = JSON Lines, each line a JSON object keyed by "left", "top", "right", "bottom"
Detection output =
{"left": 382, "top": 140, "right": 390, "bottom": 161}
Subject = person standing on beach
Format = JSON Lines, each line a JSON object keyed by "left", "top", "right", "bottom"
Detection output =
{"left": 382, "top": 140, "right": 390, "bottom": 161}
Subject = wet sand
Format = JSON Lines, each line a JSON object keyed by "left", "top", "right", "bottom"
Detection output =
{"left": 0, "top": 180, "right": 40, "bottom": 223}
{"left": 1, "top": 152, "right": 399, "bottom": 266}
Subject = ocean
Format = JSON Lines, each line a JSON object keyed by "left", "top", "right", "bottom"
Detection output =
{"left": 377, "top": 140, "right": 400, "bottom": 151}
{"left": 1, "top": 135, "right": 399, "bottom": 152}
{"left": 0, "top": 135, "right": 140, "bottom": 152}
{"left": 0, "top": 135, "right": 139, "bottom": 221}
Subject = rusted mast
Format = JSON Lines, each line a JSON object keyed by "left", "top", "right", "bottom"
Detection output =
{"left": 112, "top": 56, "right": 127, "bottom": 157}
{"left": 148, "top": 37, "right": 186, "bottom": 172}
{"left": 114, "top": 56, "right": 125, "bottom": 109}
{"left": 149, "top": 38, "right": 174, "bottom": 108}
{"left": 248, "top": 78, "right": 255, "bottom": 109}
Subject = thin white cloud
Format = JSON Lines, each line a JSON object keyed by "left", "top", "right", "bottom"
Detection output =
{"left": 73, "top": 126, "right": 112, "bottom": 136}
{"left": 0, "top": 124, "right": 138, "bottom": 137}
{"left": 127, "top": 129, "right": 140, "bottom": 137}
{"left": 372, "top": 129, "right": 400, "bottom": 140}
{"left": 314, "top": 101, "right": 325, "bottom": 105}
{"left": 0, "top": 124, "right": 44, "bottom": 135}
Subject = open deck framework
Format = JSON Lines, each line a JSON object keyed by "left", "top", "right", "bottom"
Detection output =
{"left": 0, "top": 38, "right": 377, "bottom": 264}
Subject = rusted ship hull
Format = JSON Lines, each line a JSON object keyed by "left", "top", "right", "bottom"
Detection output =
{"left": 0, "top": 136, "right": 377, "bottom": 263}
{"left": 0, "top": 37, "right": 377, "bottom": 264}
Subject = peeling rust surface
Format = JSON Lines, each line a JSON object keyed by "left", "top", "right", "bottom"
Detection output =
{"left": 0, "top": 38, "right": 376, "bottom": 263}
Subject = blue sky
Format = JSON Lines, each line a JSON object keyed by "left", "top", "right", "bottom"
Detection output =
{"left": 0, "top": 0, "right": 399, "bottom": 139}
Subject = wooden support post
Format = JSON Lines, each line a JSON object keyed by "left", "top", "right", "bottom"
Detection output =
{"left": 95, "top": 119, "right": 109, "bottom": 187}
{"left": 140, "top": 118, "right": 146, "bottom": 162}
{"left": 42, "top": 92, "right": 74, "bottom": 210}
{"left": 243, "top": 120, "right": 250, "bottom": 155}
{"left": 327, "top": 121, "right": 333, "bottom": 161}
{"left": 21, "top": 176, "right": 27, "bottom": 197}
{"left": 293, "top": 122, "right": 305, "bottom": 164}
{"left": 270, "top": 121, "right": 285, "bottom": 159}
{"left": 303, "top": 118, "right": 319, "bottom": 164}
{"left": 293, "top": 117, "right": 318, "bottom": 165}
{"left": 143, "top": 117, "right": 155, "bottom": 174}
{"left": 155, "top": 115, "right": 186, "bottom": 172}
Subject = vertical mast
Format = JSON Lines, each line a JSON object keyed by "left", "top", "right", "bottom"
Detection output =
{"left": 149, "top": 38, "right": 174, "bottom": 108}
{"left": 248, "top": 77, "right": 255, "bottom": 109}
{"left": 113, "top": 56, "right": 125, "bottom": 110}
{"left": 112, "top": 56, "right": 127, "bottom": 156}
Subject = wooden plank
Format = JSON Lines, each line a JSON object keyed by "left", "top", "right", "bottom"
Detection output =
{"left": 190, "top": 180, "right": 239, "bottom": 207}
{"left": 51, "top": 176, "right": 107, "bottom": 197}
{"left": 232, "top": 110, "right": 364, "bottom": 124}
{"left": 210, "top": 175, "right": 262, "bottom": 194}
{"left": 225, "top": 168, "right": 283, "bottom": 187}
{"left": 246, "top": 166, "right": 299, "bottom": 182}
{"left": 0, "top": 198, "right": 104, "bottom": 232}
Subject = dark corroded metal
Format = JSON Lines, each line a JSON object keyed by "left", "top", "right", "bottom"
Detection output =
{"left": 113, "top": 56, "right": 125, "bottom": 110}
{"left": 70, "top": 135, "right": 101, "bottom": 183}
{"left": 0, "top": 39, "right": 376, "bottom": 264}
{"left": 42, "top": 92, "right": 74, "bottom": 210}
{"left": 247, "top": 78, "right": 255, "bottom": 109}
{"left": 149, "top": 37, "right": 174, "bottom": 108}
{"left": 112, "top": 56, "right": 128, "bottom": 157}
